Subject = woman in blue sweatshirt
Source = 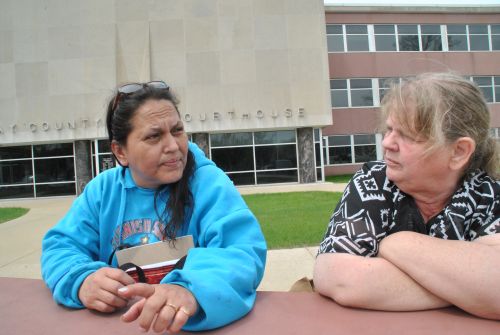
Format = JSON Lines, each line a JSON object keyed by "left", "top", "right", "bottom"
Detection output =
{"left": 41, "top": 81, "right": 267, "bottom": 333}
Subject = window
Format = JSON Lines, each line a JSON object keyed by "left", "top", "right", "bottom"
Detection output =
{"left": 345, "top": 25, "right": 369, "bottom": 51}
{"left": 330, "top": 79, "right": 374, "bottom": 108}
{"left": 350, "top": 79, "right": 373, "bottom": 107}
{"left": 420, "top": 25, "right": 442, "bottom": 51}
{"left": 326, "top": 24, "right": 344, "bottom": 52}
{"left": 328, "top": 23, "right": 498, "bottom": 53}
{"left": 495, "top": 77, "right": 500, "bottom": 103}
{"left": 397, "top": 25, "right": 419, "bottom": 51}
{"left": 314, "top": 128, "right": 324, "bottom": 182}
{"left": 91, "top": 139, "right": 115, "bottom": 176}
{"left": 324, "top": 134, "right": 377, "bottom": 165}
{"left": 469, "top": 25, "right": 489, "bottom": 51}
{"left": 374, "top": 25, "right": 397, "bottom": 51}
{"left": 378, "top": 77, "right": 398, "bottom": 103}
{"left": 447, "top": 25, "right": 468, "bottom": 51}
{"left": 330, "top": 79, "right": 348, "bottom": 108}
{"left": 492, "top": 25, "right": 500, "bottom": 50}
{"left": 210, "top": 130, "right": 298, "bottom": 186}
{"left": 0, "top": 143, "right": 76, "bottom": 199}
{"left": 472, "top": 76, "right": 494, "bottom": 102}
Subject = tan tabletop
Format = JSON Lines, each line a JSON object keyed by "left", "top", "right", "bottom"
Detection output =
{"left": 1, "top": 277, "right": 499, "bottom": 334}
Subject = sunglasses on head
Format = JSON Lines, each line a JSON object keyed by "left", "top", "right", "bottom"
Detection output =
{"left": 111, "top": 81, "right": 170, "bottom": 112}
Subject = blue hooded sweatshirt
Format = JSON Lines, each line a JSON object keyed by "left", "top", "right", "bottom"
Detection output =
{"left": 41, "top": 142, "right": 267, "bottom": 331}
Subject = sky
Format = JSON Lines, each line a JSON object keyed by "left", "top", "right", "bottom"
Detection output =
{"left": 324, "top": 0, "right": 500, "bottom": 5}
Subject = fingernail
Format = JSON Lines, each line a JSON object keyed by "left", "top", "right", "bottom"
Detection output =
{"left": 118, "top": 287, "right": 128, "bottom": 293}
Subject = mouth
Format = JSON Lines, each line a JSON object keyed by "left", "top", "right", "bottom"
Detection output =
{"left": 161, "top": 158, "right": 183, "bottom": 168}
{"left": 384, "top": 157, "right": 399, "bottom": 167}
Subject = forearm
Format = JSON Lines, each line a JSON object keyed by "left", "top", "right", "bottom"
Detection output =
{"left": 314, "top": 253, "right": 449, "bottom": 311}
{"left": 379, "top": 232, "right": 500, "bottom": 319}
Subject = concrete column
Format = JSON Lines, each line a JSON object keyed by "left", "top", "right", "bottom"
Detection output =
{"left": 297, "top": 127, "right": 316, "bottom": 183}
{"left": 74, "top": 140, "right": 92, "bottom": 195}
{"left": 191, "top": 133, "right": 210, "bottom": 157}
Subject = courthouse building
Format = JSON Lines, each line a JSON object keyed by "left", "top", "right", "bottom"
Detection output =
{"left": 0, "top": 1, "right": 499, "bottom": 199}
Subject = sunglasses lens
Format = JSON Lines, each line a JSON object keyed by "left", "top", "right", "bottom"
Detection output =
{"left": 118, "top": 83, "right": 143, "bottom": 94}
{"left": 147, "top": 81, "right": 169, "bottom": 90}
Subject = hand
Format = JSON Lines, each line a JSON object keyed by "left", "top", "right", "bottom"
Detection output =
{"left": 118, "top": 283, "right": 198, "bottom": 334}
{"left": 78, "top": 267, "right": 135, "bottom": 313}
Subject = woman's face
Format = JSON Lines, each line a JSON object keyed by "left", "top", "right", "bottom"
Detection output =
{"left": 382, "top": 114, "right": 453, "bottom": 193}
{"left": 114, "top": 99, "right": 189, "bottom": 189}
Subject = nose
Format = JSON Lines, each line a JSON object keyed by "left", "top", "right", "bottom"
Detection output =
{"left": 382, "top": 131, "right": 398, "bottom": 152}
{"left": 162, "top": 133, "right": 179, "bottom": 152}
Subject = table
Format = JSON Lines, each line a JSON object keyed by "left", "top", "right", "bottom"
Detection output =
{"left": 1, "top": 277, "right": 499, "bottom": 334}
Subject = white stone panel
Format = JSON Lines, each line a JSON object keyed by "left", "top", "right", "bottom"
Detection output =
{"left": 15, "top": 62, "right": 48, "bottom": 98}
{"left": 0, "top": 0, "right": 13, "bottom": 30}
{"left": 115, "top": 0, "right": 149, "bottom": 22}
{"left": 0, "top": 63, "right": 16, "bottom": 100}
{"left": 148, "top": 0, "right": 185, "bottom": 21}
{"left": 218, "top": 0, "right": 253, "bottom": 17}
{"left": 116, "top": 53, "right": 151, "bottom": 84}
{"left": 220, "top": 50, "right": 256, "bottom": 85}
{"left": 184, "top": 0, "right": 218, "bottom": 18}
{"left": 254, "top": 15, "right": 288, "bottom": 50}
{"left": 186, "top": 52, "right": 220, "bottom": 85}
{"left": 151, "top": 51, "right": 187, "bottom": 87}
{"left": 218, "top": 17, "right": 254, "bottom": 50}
{"left": 48, "top": 26, "right": 82, "bottom": 60}
{"left": 254, "top": 0, "right": 285, "bottom": 15}
{"left": 287, "top": 15, "right": 324, "bottom": 49}
{"left": 255, "top": 50, "right": 290, "bottom": 84}
{"left": 13, "top": 28, "right": 49, "bottom": 63}
{"left": 289, "top": 49, "right": 325, "bottom": 83}
{"left": 48, "top": 59, "right": 85, "bottom": 96}
{"left": 116, "top": 22, "right": 150, "bottom": 55}
{"left": 81, "top": 24, "right": 116, "bottom": 58}
{"left": 0, "top": 30, "right": 13, "bottom": 63}
{"left": 285, "top": 0, "right": 322, "bottom": 14}
{"left": 185, "top": 18, "right": 218, "bottom": 52}
{"left": 12, "top": 0, "right": 48, "bottom": 28}
{"left": 82, "top": 58, "right": 116, "bottom": 94}
{"left": 150, "top": 20, "right": 185, "bottom": 54}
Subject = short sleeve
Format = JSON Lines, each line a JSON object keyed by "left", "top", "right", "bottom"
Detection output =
{"left": 318, "top": 162, "right": 391, "bottom": 257}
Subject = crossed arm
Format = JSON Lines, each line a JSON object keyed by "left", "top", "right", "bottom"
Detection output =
{"left": 314, "top": 231, "right": 500, "bottom": 319}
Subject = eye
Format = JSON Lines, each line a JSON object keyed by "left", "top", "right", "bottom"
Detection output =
{"left": 172, "top": 124, "right": 185, "bottom": 135}
{"left": 145, "top": 133, "right": 160, "bottom": 141}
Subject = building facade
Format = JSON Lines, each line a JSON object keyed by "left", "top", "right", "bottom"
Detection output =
{"left": 323, "top": 5, "right": 500, "bottom": 175}
{"left": 1, "top": 1, "right": 499, "bottom": 200}
{"left": 0, "top": 0, "right": 331, "bottom": 199}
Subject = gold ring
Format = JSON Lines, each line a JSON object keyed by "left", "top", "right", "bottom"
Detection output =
{"left": 179, "top": 307, "right": 192, "bottom": 317}
{"left": 166, "top": 303, "right": 179, "bottom": 313}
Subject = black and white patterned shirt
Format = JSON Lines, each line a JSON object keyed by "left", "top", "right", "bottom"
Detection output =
{"left": 318, "top": 161, "right": 500, "bottom": 257}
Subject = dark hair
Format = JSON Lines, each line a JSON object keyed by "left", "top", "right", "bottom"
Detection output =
{"left": 106, "top": 85, "right": 195, "bottom": 241}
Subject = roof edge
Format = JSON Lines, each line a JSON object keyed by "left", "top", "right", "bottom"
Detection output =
{"left": 324, "top": 5, "right": 500, "bottom": 14}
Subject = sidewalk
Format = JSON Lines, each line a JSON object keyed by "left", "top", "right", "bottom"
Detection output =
{"left": 0, "top": 182, "right": 346, "bottom": 291}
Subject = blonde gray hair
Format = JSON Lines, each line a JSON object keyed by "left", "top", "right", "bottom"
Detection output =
{"left": 380, "top": 72, "right": 499, "bottom": 179}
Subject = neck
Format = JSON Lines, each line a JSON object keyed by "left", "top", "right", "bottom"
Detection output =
{"left": 411, "top": 181, "right": 459, "bottom": 222}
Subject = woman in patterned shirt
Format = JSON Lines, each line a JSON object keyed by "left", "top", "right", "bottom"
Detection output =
{"left": 314, "top": 72, "right": 500, "bottom": 319}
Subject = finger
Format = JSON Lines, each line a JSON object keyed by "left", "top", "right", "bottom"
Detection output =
{"left": 167, "top": 307, "right": 190, "bottom": 334}
{"left": 137, "top": 293, "right": 169, "bottom": 331}
{"left": 118, "top": 283, "right": 155, "bottom": 299}
{"left": 97, "top": 288, "right": 129, "bottom": 309}
{"left": 152, "top": 304, "right": 177, "bottom": 333}
{"left": 89, "top": 299, "right": 117, "bottom": 313}
{"left": 104, "top": 268, "right": 136, "bottom": 286}
{"left": 121, "top": 298, "right": 146, "bottom": 323}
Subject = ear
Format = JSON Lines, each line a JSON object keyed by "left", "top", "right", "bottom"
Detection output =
{"left": 449, "top": 137, "right": 476, "bottom": 171}
{"left": 111, "top": 140, "right": 129, "bottom": 167}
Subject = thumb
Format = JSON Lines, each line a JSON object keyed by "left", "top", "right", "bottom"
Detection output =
{"left": 118, "top": 282, "right": 155, "bottom": 299}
